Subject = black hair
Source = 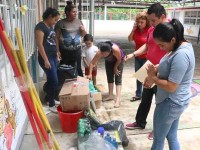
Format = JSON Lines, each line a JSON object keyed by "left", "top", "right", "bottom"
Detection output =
{"left": 98, "top": 41, "right": 113, "bottom": 52}
{"left": 83, "top": 34, "right": 93, "bottom": 42}
{"left": 147, "top": 3, "right": 166, "bottom": 18}
{"left": 153, "top": 18, "right": 186, "bottom": 51}
{"left": 42, "top": 7, "right": 60, "bottom": 20}
{"left": 65, "top": 1, "right": 76, "bottom": 16}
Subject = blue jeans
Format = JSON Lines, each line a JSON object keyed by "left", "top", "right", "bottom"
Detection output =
{"left": 38, "top": 55, "right": 58, "bottom": 107}
{"left": 135, "top": 57, "right": 146, "bottom": 97}
{"left": 76, "top": 48, "right": 83, "bottom": 77}
{"left": 151, "top": 98, "right": 188, "bottom": 150}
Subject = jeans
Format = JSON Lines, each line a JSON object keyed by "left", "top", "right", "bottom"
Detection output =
{"left": 136, "top": 86, "right": 157, "bottom": 128}
{"left": 76, "top": 48, "right": 83, "bottom": 77}
{"left": 38, "top": 55, "right": 58, "bottom": 107}
{"left": 135, "top": 57, "right": 146, "bottom": 97}
{"left": 151, "top": 98, "right": 188, "bottom": 150}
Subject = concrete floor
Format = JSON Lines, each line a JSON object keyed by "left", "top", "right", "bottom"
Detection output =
{"left": 20, "top": 36, "right": 200, "bottom": 150}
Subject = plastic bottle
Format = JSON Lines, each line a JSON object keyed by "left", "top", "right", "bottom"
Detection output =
{"left": 89, "top": 81, "right": 94, "bottom": 91}
{"left": 97, "top": 127, "right": 104, "bottom": 138}
{"left": 105, "top": 133, "right": 119, "bottom": 149}
{"left": 78, "top": 118, "right": 91, "bottom": 148}
{"left": 104, "top": 133, "right": 111, "bottom": 143}
{"left": 112, "top": 138, "right": 118, "bottom": 149}
{"left": 78, "top": 120, "right": 85, "bottom": 136}
{"left": 89, "top": 80, "right": 98, "bottom": 93}
{"left": 78, "top": 118, "right": 92, "bottom": 137}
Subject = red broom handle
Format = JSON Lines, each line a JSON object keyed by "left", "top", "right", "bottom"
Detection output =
{"left": 21, "top": 95, "right": 44, "bottom": 149}
{"left": 0, "top": 18, "right": 4, "bottom": 31}
{"left": 0, "top": 19, "right": 43, "bottom": 149}
{"left": 0, "top": 18, "right": 50, "bottom": 149}
{"left": 23, "top": 91, "right": 50, "bottom": 146}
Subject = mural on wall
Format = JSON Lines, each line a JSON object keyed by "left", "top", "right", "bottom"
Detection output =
{"left": 0, "top": 89, "right": 17, "bottom": 150}
{"left": 186, "top": 26, "right": 194, "bottom": 35}
{"left": 184, "top": 25, "right": 199, "bottom": 37}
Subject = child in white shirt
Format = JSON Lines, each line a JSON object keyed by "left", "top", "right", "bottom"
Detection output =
{"left": 82, "top": 34, "right": 98, "bottom": 85}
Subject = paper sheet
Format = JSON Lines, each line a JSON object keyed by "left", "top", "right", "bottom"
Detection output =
{"left": 134, "top": 60, "right": 152, "bottom": 83}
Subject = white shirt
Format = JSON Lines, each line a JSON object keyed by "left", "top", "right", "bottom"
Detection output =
{"left": 82, "top": 45, "right": 98, "bottom": 67}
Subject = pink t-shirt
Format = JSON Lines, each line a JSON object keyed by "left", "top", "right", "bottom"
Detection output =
{"left": 146, "top": 26, "right": 166, "bottom": 65}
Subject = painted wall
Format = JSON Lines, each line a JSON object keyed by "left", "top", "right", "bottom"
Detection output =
{"left": 83, "top": 11, "right": 199, "bottom": 38}
{"left": 167, "top": 9, "right": 200, "bottom": 37}
{"left": 82, "top": 20, "right": 134, "bottom": 37}
{"left": 0, "top": 0, "right": 38, "bottom": 149}
{"left": 0, "top": 80, "right": 27, "bottom": 150}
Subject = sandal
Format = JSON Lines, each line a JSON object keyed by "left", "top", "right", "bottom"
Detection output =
{"left": 130, "top": 96, "right": 141, "bottom": 102}
{"left": 103, "top": 95, "right": 114, "bottom": 102}
{"left": 114, "top": 104, "right": 120, "bottom": 108}
{"left": 114, "top": 101, "right": 121, "bottom": 108}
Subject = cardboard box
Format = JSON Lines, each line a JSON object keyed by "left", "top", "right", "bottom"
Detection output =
{"left": 92, "top": 90, "right": 102, "bottom": 109}
{"left": 94, "top": 84, "right": 107, "bottom": 93}
{"left": 94, "top": 100, "right": 102, "bottom": 109}
{"left": 59, "top": 76, "right": 90, "bottom": 111}
{"left": 93, "top": 92, "right": 102, "bottom": 101}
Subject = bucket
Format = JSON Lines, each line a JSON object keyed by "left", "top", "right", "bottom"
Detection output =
{"left": 57, "top": 105, "right": 84, "bottom": 133}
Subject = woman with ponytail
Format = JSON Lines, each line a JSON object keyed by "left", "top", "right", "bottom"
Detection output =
{"left": 87, "top": 41, "right": 125, "bottom": 108}
{"left": 146, "top": 19, "right": 195, "bottom": 150}
{"left": 55, "top": 1, "right": 87, "bottom": 76}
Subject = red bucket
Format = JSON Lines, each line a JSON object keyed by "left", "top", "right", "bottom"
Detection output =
{"left": 57, "top": 105, "right": 84, "bottom": 133}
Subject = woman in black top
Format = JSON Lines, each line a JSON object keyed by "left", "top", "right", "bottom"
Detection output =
{"left": 35, "top": 8, "right": 60, "bottom": 113}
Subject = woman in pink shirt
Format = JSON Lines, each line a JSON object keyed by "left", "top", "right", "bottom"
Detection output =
{"left": 128, "top": 12, "right": 150, "bottom": 101}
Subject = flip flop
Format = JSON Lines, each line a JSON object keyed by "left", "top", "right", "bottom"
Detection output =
{"left": 103, "top": 96, "right": 114, "bottom": 102}
{"left": 114, "top": 101, "right": 121, "bottom": 108}
{"left": 130, "top": 96, "right": 141, "bottom": 102}
{"left": 114, "top": 104, "right": 120, "bottom": 108}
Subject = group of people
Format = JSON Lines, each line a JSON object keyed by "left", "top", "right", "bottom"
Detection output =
{"left": 127, "top": 3, "right": 195, "bottom": 150}
{"left": 35, "top": 1, "right": 87, "bottom": 113}
{"left": 35, "top": 1, "right": 125, "bottom": 110}
{"left": 35, "top": 1, "right": 195, "bottom": 150}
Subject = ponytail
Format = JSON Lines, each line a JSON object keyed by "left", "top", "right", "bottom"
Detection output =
{"left": 67, "top": 1, "right": 72, "bottom": 5}
{"left": 64, "top": 1, "right": 76, "bottom": 17}
{"left": 170, "top": 19, "right": 186, "bottom": 50}
{"left": 153, "top": 18, "right": 186, "bottom": 52}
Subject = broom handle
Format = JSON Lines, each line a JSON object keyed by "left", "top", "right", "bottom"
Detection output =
{"left": 0, "top": 18, "right": 48, "bottom": 149}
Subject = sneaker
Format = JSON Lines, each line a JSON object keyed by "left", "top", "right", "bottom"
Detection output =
{"left": 148, "top": 131, "right": 153, "bottom": 140}
{"left": 47, "top": 100, "right": 60, "bottom": 106}
{"left": 130, "top": 96, "right": 141, "bottom": 102}
{"left": 54, "top": 100, "right": 60, "bottom": 105}
{"left": 125, "top": 122, "right": 143, "bottom": 130}
{"left": 49, "top": 106, "right": 58, "bottom": 114}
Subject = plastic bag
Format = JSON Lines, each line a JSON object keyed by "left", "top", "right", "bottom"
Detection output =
{"left": 78, "top": 131, "right": 116, "bottom": 150}
{"left": 84, "top": 108, "right": 101, "bottom": 128}
{"left": 57, "top": 64, "right": 77, "bottom": 83}
{"left": 84, "top": 109, "right": 129, "bottom": 147}
{"left": 93, "top": 120, "right": 129, "bottom": 147}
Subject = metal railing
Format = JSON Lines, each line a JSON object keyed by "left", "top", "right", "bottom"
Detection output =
{"left": 0, "top": 0, "right": 37, "bottom": 87}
